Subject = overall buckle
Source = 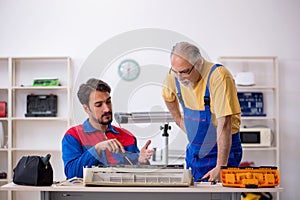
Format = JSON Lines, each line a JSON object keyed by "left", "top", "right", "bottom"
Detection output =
{"left": 204, "top": 96, "right": 210, "bottom": 106}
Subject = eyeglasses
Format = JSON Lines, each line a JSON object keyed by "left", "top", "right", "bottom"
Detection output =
{"left": 169, "top": 65, "right": 195, "bottom": 76}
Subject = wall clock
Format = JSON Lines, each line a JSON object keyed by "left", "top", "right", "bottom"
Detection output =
{"left": 118, "top": 59, "right": 140, "bottom": 81}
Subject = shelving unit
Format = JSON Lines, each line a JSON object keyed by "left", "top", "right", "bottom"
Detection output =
{"left": 0, "top": 57, "right": 72, "bottom": 200}
{"left": 0, "top": 57, "right": 10, "bottom": 200}
{"left": 218, "top": 56, "right": 280, "bottom": 199}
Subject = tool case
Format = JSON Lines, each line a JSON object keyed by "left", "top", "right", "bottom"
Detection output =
{"left": 220, "top": 166, "right": 280, "bottom": 188}
{"left": 25, "top": 94, "right": 57, "bottom": 117}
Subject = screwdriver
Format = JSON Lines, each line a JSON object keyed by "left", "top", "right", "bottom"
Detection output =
{"left": 197, "top": 176, "right": 217, "bottom": 185}
{"left": 122, "top": 152, "right": 134, "bottom": 165}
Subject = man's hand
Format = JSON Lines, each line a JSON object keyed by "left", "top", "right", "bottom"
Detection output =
{"left": 202, "top": 166, "right": 221, "bottom": 182}
{"left": 95, "top": 138, "right": 125, "bottom": 154}
{"left": 138, "top": 140, "right": 154, "bottom": 164}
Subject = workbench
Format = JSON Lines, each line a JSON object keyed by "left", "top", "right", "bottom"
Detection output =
{"left": 1, "top": 182, "right": 283, "bottom": 200}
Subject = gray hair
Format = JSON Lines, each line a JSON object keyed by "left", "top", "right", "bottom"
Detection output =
{"left": 77, "top": 78, "right": 111, "bottom": 106}
{"left": 171, "top": 42, "right": 202, "bottom": 66}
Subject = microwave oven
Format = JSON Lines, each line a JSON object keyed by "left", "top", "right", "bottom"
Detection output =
{"left": 239, "top": 128, "right": 272, "bottom": 147}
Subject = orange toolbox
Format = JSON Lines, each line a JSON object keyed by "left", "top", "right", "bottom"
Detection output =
{"left": 220, "top": 166, "right": 280, "bottom": 188}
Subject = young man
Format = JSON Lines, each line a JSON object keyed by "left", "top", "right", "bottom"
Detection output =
{"left": 62, "top": 78, "right": 154, "bottom": 179}
{"left": 162, "top": 42, "right": 242, "bottom": 182}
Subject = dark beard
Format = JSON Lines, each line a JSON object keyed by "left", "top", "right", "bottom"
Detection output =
{"left": 90, "top": 112, "right": 113, "bottom": 125}
{"left": 99, "top": 119, "right": 112, "bottom": 125}
{"left": 98, "top": 112, "right": 113, "bottom": 125}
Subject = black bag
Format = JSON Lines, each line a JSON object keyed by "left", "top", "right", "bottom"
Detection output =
{"left": 13, "top": 154, "right": 53, "bottom": 186}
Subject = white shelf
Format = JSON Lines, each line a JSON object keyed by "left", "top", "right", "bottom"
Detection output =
{"left": 11, "top": 56, "right": 70, "bottom": 60}
{"left": 1, "top": 57, "right": 72, "bottom": 200}
{"left": 11, "top": 148, "right": 61, "bottom": 152}
{"left": 218, "top": 56, "right": 279, "bottom": 155}
{"left": 241, "top": 116, "right": 276, "bottom": 120}
{"left": 12, "top": 86, "right": 68, "bottom": 90}
{"left": 242, "top": 147, "right": 277, "bottom": 151}
{"left": 11, "top": 117, "right": 69, "bottom": 121}
{"left": 219, "top": 56, "right": 280, "bottom": 200}
{"left": 237, "top": 85, "right": 276, "bottom": 90}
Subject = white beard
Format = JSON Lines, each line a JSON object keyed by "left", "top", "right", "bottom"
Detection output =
{"left": 179, "top": 79, "right": 194, "bottom": 88}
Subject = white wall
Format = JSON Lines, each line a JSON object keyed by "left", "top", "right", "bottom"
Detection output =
{"left": 1, "top": 0, "right": 299, "bottom": 199}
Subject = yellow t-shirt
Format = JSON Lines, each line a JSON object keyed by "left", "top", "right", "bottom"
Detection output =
{"left": 162, "top": 59, "right": 241, "bottom": 134}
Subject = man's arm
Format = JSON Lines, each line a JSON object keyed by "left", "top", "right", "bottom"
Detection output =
{"left": 202, "top": 115, "right": 232, "bottom": 181}
{"left": 164, "top": 100, "right": 186, "bottom": 132}
{"left": 62, "top": 134, "right": 101, "bottom": 179}
{"left": 216, "top": 115, "right": 232, "bottom": 168}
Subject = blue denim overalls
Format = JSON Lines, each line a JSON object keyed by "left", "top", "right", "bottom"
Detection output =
{"left": 175, "top": 64, "right": 242, "bottom": 181}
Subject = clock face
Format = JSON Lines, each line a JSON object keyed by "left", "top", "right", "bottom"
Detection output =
{"left": 118, "top": 59, "right": 140, "bottom": 81}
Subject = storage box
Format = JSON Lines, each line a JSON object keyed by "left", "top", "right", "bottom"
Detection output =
{"left": 32, "top": 78, "right": 60, "bottom": 86}
{"left": 0, "top": 102, "right": 7, "bottom": 117}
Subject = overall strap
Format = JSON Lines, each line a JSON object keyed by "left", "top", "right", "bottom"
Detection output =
{"left": 204, "top": 64, "right": 222, "bottom": 107}
{"left": 175, "top": 78, "right": 185, "bottom": 106}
